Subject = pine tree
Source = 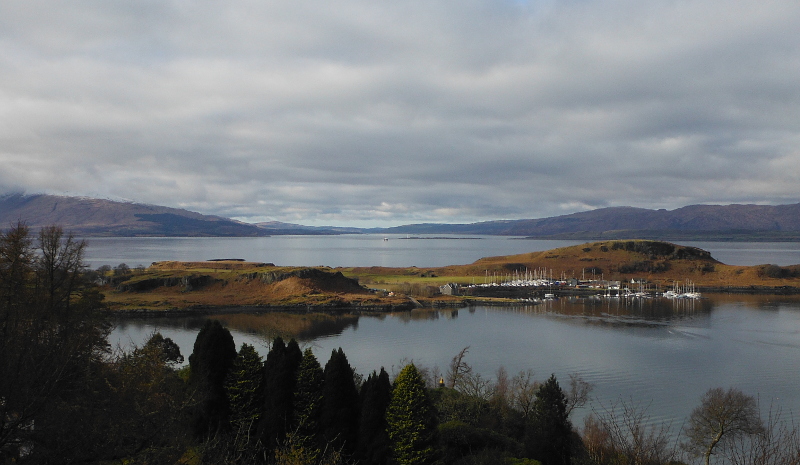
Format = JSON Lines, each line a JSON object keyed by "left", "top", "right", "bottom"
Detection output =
{"left": 386, "top": 363, "right": 439, "bottom": 465}
{"left": 188, "top": 319, "right": 237, "bottom": 438}
{"left": 356, "top": 367, "right": 392, "bottom": 465}
{"left": 293, "top": 348, "right": 325, "bottom": 461}
{"left": 320, "top": 348, "right": 360, "bottom": 454}
{"left": 225, "top": 343, "right": 265, "bottom": 435}
{"left": 526, "top": 374, "right": 573, "bottom": 465}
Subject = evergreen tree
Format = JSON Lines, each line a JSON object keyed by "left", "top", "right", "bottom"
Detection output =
{"left": 386, "top": 363, "right": 439, "bottom": 465}
{"left": 260, "top": 338, "right": 303, "bottom": 451}
{"left": 356, "top": 367, "right": 392, "bottom": 465}
{"left": 526, "top": 374, "right": 572, "bottom": 465}
{"left": 293, "top": 348, "right": 325, "bottom": 460}
{"left": 225, "top": 343, "right": 265, "bottom": 435}
{"left": 320, "top": 348, "right": 360, "bottom": 454}
{"left": 188, "top": 319, "right": 237, "bottom": 438}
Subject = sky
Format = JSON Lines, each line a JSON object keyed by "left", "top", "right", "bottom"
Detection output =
{"left": 1, "top": 0, "right": 799, "bottom": 227}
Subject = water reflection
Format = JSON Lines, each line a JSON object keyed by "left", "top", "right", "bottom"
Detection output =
{"left": 109, "top": 293, "right": 800, "bottom": 430}
{"left": 112, "top": 311, "right": 359, "bottom": 342}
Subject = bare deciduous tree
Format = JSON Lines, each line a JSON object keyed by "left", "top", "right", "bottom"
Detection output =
{"left": 683, "top": 387, "right": 764, "bottom": 465}
{"left": 723, "top": 404, "right": 800, "bottom": 465}
{"left": 445, "top": 346, "right": 472, "bottom": 389}
{"left": 510, "top": 369, "right": 539, "bottom": 419}
{"left": 583, "top": 398, "right": 678, "bottom": 465}
{"left": 566, "top": 373, "right": 594, "bottom": 416}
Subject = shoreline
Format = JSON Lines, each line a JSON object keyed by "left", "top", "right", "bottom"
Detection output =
{"left": 104, "top": 287, "right": 800, "bottom": 317}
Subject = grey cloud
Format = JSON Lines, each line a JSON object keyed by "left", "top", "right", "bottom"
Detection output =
{"left": 1, "top": 0, "right": 799, "bottom": 226}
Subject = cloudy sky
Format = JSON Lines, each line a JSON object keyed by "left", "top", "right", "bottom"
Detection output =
{"left": 1, "top": 0, "right": 799, "bottom": 227}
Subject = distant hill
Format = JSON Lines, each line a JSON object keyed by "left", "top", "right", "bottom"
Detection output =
{"left": 254, "top": 221, "right": 364, "bottom": 235}
{"left": 378, "top": 203, "right": 800, "bottom": 240}
{"left": 3, "top": 193, "right": 800, "bottom": 239}
{"left": 0, "top": 194, "right": 269, "bottom": 237}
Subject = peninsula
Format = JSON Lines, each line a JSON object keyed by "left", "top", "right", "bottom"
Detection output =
{"left": 100, "top": 240, "right": 800, "bottom": 312}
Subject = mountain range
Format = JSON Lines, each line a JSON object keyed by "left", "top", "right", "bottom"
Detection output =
{"left": 2, "top": 193, "right": 800, "bottom": 239}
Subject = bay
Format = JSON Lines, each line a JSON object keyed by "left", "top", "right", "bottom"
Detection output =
{"left": 99, "top": 235, "right": 800, "bottom": 433}
{"left": 82, "top": 234, "right": 800, "bottom": 269}
{"left": 110, "top": 294, "right": 800, "bottom": 430}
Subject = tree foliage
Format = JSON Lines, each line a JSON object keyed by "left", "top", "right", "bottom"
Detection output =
{"left": 320, "top": 347, "right": 360, "bottom": 454}
{"left": 527, "top": 374, "right": 573, "bottom": 465}
{"left": 188, "top": 319, "right": 237, "bottom": 438}
{"left": 356, "top": 367, "right": 393, "bottom": 465}
{"left": 0, "top": 223, "right": 110, "bottom": 462}
{"left": 260, "top": 337, "right": 303, "bottom": 451}
{"left": 387, "top": 363, "right": 439, "bottom": 465}
{"left": 225, "top": 343, "right": 265, "bottom": 437}
{"left": 293, "top": 348, "right": 325, "bottom": 461}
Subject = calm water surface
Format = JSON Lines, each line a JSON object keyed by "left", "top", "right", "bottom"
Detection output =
{"left": 82, "top": 235, "right": 800, "bottom": 269}
{"left": 102, "top": 236, "right": 800, "bottom": 430}
{"left": 111, "top": 294, "right": 800, "bottom": 429}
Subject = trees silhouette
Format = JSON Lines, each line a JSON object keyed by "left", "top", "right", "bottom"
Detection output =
{"left": 260, "top": 337, "right": 303, "bottom": 452}
{"left": 321, "top": 348, "right": 360, "bottom": 454}
{"left": 188, "top": 319, "right": 237, "bottom": 438}
{"left": 225, "top": 343, "right": 265, "bottom": 439}
{"left": 356, "top": 368, "right": 392, "bottom": 465}
{"left": 293, "top": 348, "right": 325, "bottom": 460}
{"left": 0, "top": 223, "right": 110, "bottom": 462}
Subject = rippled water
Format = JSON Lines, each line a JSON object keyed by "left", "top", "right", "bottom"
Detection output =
{"left": 110, "top": 294, "right": 800, "bottom": 429}
{"left": 83, "top": 235, "right": 800, "bottom": 268}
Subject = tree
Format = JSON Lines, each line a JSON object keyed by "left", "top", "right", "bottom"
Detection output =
{"left": 225, "top": 343, "right": 265, "bottom": 438}
{"left": 0, "top": 224, "right": 110, "bottom": 462}
{"left": 356, "top": 368, "right": 392, "bottom": 465}
{"left": 582, "top": 399, "right": 677, "bottom": 465}
{"left": 446, "top": 346, "right": 472, "bottom": 390}
{"left": 386, "top": 363, "right": 439, "bottom": 465}
{"left": 188, "top": 319, "right": 237, "bottom": 438}
{"left": 320, "top": 348, "right": 360, "bottom": 454}
{"left": 293, "top": 348, "right": 325, "bottom": 461}
{"left": 526, "top": 374, "right": 572, "bottom": 465}
{"left": 144, "top": 331, "right": 184, "bottom": 366}
{"left": 92, "top": 332, "right": 192, "bottom": 463}
{"left": 565, "top": 374, "right": 593, "bottom": 416}
{"left": 724, "top": 404, "right": 800, "bottom": 465}
{"left": 684, "top": 387, "right": 763, "bottom": 465}
{"left": 260, "top": 338, "right": 303, "bottom": 452}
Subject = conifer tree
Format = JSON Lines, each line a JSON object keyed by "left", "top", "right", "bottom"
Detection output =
{"left": 225, "top": 343, "right": 265, "bottom": 436}
{"left": 386, "top": 363, "right": 439, "bottom": 465}
{"left": 356, "top": 367, "right": 392, "bottom": 465}
{"left": 188, "top": 319, "right": 237, "bottom": 438}
{"left": 526, "top": 374, "right": 573, "bottom": 465}
{"left": 260, "top": 338, "right": 303, "bottom": 451}
{"left": 320, "top": 348, "right": 360, "bottom": 454}
{"left": 293, "top": 348, "right": 325, "bottom": 461}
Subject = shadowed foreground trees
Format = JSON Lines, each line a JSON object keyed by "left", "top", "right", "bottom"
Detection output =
{"left": 0, "top": 224, "right": 111, "bottom": 462}
{"left": 189, "top": 319, "right": 238, "bottom": 438}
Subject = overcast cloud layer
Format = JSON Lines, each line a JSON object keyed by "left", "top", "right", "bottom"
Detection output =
{"left": 1, "top": 0, "right": 799, "bottom": 226}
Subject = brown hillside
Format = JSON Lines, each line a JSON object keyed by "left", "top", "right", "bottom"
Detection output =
{"left": 362, "top": 240, "right": 800, "bottom": 289}
{"left": 104, "top": 261, "right": 409, "bottom": 311}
